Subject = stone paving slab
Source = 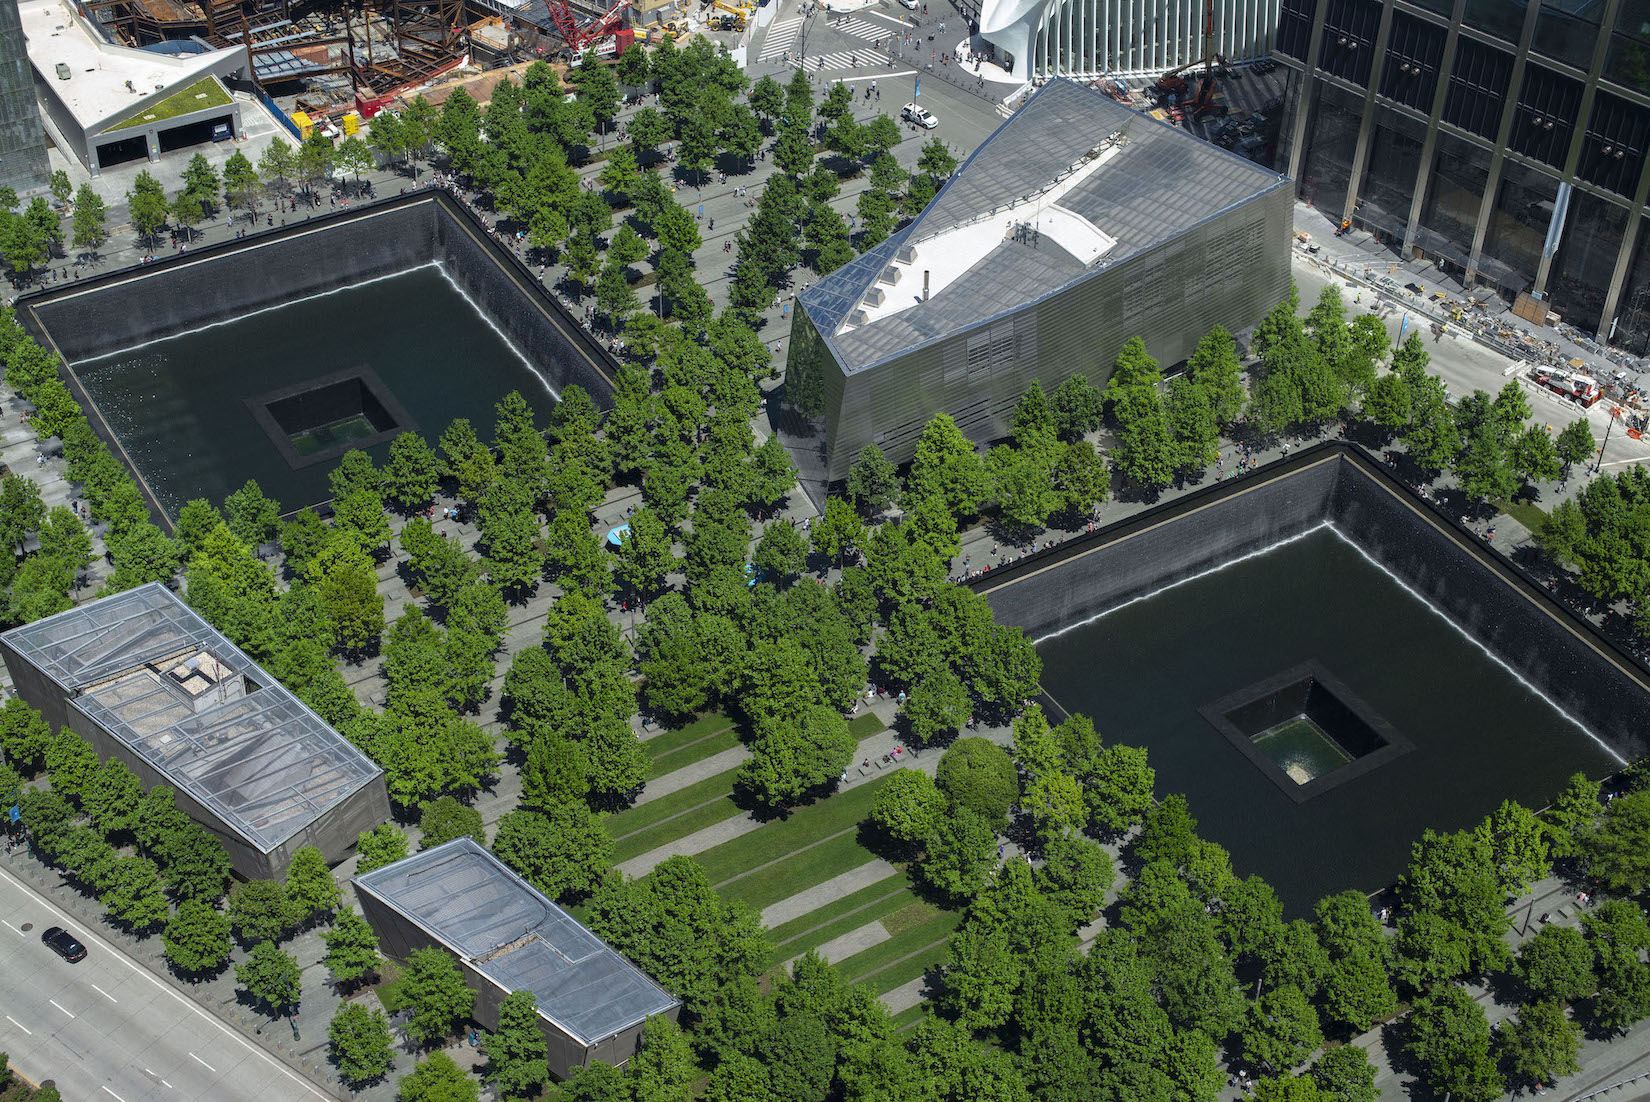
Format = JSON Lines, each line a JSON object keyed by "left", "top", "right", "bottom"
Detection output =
{"left": 760, "top": 858, "right": 898, "bottom": 928}
{"left": 880, "top": 975, "right": 932, "bottom": 1015}
{"left": 634, "top": 744, "right": 751, "bottom": 805}
{"left": 788, "top": 920, "right": 891, "bottom": 970}
{"left": 615, "top": 812, "right": 765, "bottom": 878}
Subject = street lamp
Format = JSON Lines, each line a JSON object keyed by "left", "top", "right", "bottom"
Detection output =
{"left": 1593, "top": 408, "right": 1617, "bottom": 474}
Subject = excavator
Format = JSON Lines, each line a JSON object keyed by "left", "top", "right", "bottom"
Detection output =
{"left": 1154, "top": 0, "right": 1228, "bottom": 117}
{"left": 706, "top": 0, "right": 748, "bottom": 30}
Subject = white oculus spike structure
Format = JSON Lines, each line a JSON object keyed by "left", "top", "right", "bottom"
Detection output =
{"left": 976, "top": 0, "right": 1280, "bottom": 81}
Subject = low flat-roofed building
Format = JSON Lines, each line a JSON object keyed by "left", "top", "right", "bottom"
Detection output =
{"left": 20, "top": 0, "right": 249, "bottom": 175}
{"left": 781, "top": 77, "right": 1292, "bottom": 502}
{"left": 354, "top": 838, "right": 680, "bottom": 1077}
{"left": 0, "top": 583, "right": 389, "bottom": 879}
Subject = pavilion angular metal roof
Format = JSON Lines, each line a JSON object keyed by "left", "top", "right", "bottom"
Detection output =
{"left": 800, "top": 77, "right": 1289, "bottom": 375}
{"left": 2, "top": 583, "right": 382, "bottom": 853}
{"left": 354, "top": 839, "right": 679, "bottom": 1044}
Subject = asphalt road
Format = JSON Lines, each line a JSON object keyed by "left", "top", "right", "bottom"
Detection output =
{"left": 1291, "top": 250, "right": 1650, "bottom": 479}
{"left": 0, "top": 866, "right": 327, "bottom": 1102}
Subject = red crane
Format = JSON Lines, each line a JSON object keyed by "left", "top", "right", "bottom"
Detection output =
{"left": 1155, "top": 0, "right": 1228, "bottom": 116}
{"left": 547, "top": 0, "right": 632, "bottom": 51}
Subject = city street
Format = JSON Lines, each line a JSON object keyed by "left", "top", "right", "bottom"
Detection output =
{"left": 0, "top": 865, "right": 327, "bottom": 1102}
{"left": 1291, "top": 231, "right": 1650, "bottom": 495}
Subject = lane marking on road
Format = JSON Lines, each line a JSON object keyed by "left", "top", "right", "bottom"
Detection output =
{"left": 0, "top": 867, "right": 327, "bottom": 1099}
{"left": 5, "top": 1015, "right": 31, "bottom": 1034}
{"left": 1, "top": 920, "right": 20, "bottom": 934}
{"left": 102, "top": 1086, "right": 127, "bottom": 1102}
{"left": 90, "top": 983, "right": 115, "bottom": 1003}
{"left": 189, "top": 1053, "right": 216, "bottom": 1073}
{"left": 49, "top": 1000, "right": 74, "bottom": 1018}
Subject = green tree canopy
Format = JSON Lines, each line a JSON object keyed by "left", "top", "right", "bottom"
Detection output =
{"left": 229, "top": 879, "right": 298, "bottom": 944}
{"left": 935, "top": 737, "right": 1017, "bottom": 828}
{"left": 284, "top": 844, "right": 340, "bottom": 924}
{"left": 329, "top": 1002, "right": 395, "bottom": 1086}
{"left": 869, "top": 769, "right": 947, "bottom": 849}
{"left": 162, "top": 898, "right": 232, "bottom": 976}
{"left": 236, "top": 940, "right": 303, "bottom": 1015}
{"left": 398, "top": 1051, "right": 479, "bottom": 1102}
{"left": 484, "top": 989, "right": 550, "bottom": 1101}
{"left": 420, "top": 796, "right": 486, "bottom": 849}
{"left": 322, "top": 908, "right": 383, "bottom": 989}
{"left": 491, "top": 803, "right": 612, "bottom": 904}
{"left": 1404, "top": 985, "right": 1504, "bottom": 1102}
{"left": 400, "top": 946, "right": 477, "bottom": 1047}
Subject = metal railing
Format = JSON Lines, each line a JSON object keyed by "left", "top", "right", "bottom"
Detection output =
{"left": 1568, "top": 1067, "right": 1650, "bottom": 1101}
{"left": 256, "top": 88, "right": 303, "bottom": 142}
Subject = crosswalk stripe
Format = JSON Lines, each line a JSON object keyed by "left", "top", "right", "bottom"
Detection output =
{"left": 835, "top": 17, "right": 884, "bottom": 39}
{"left": 758, "top": 15, "right": 887, "bottom": 62}
{"left": 796, "top": 48, "right": 888, "bottom": 72}
{"left": 756, "top": 15, "right": 802, "bottom": 61}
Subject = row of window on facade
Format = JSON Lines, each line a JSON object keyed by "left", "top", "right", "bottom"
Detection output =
{"left": 1281, "top": 4, "right": 1650, "bottom": 200}
{"left": 1281, "top": 0, "right": 1650, "bottom": 96}
{"left": 1288, "top": 70, "right": 1650, "bottom": 356}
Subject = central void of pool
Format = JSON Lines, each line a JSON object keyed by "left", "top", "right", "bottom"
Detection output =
{"left": 72, "top": 265, "right": 554, "bottom": 515}
{"left": 1037, "top": 525, "right": 1618, "bottom": 912}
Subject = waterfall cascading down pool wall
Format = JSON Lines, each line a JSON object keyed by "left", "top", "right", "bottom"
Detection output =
{"left": 970, "top": 443, "right": 1650, "bottom": 765}
{"left": 13, "top": 190, "right": 618, "bottom": 528}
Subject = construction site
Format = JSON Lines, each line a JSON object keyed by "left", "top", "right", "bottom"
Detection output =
{"left": 70, "top": 0, "right": 653, "bottom": 124}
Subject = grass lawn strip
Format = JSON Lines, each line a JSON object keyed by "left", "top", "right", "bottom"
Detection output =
{"left": 642, "top": 714, "right": 735, "bottom": 754}
{"left": 691, "top": 774, "right": 896, "bottom": 886}
{"left": 764, "top": 888, "right": 917, "bottom": 967}
{"left": 1495, "top": 496, "right": 1549, "bottom": 532}
{"left": 767, "top": 873, "right": 912, "bottom": 944}
{"left": 716, "top": 831, "right": 872, "bottom": 912}
{"left": 854, "top": 940, "right": 953, "bottom": 996}
{"left": 835, "top": 911, "right": 964, "bottom": 984}
{"left": 879, "top": 901, "right": 941, "bottom": 936}
{"left": 890, "top": 1006, "right": 927, "bottom": 1032}
{"left": 847, "top": 713, "right": 888, "bottom": 738}
{"left": 604, "top": 765, "right": 744, "bottom": 837}
{"left": 611, "top": 795, "right": 743, "bottom": 863}
{"left": 642, "top": 729, "right": 741, "bottom": 780}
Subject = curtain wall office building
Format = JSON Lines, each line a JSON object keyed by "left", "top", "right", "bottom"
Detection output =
{"left": 1274, "top": 0, "right": 1650, "bottom": 354}
{"left": 781, "top": 79, "right": 1291, "bottom": 502}
{"left": 0, "top": 584, "right": 389, "bottom": 880}
{"left": 973, "top": 0, "right": 1280, "bottom": 80}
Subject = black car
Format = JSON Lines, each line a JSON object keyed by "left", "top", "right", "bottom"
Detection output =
{"left": 41, "top": 926, "right": 86, "bottom": 963}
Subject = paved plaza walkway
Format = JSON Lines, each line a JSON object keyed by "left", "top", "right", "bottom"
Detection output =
{"left": 761, "top": 858, "right": 898, "bottom": 927}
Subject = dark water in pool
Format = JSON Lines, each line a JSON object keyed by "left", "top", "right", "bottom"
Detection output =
{"left": 1253, "top": 719, "right": 1350, "bottom": 783}
{"left": 1038, "top": 526, "right": 1617, "bottom": 913}
{"left": 72, "top": 265, "right": 556, "bottom": 516}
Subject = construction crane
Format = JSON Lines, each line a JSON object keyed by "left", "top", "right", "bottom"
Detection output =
{"left": 547, "top": 0, "right": 634, "bottom": 53}
{"left": 1155, "top": 0, "right": 1227, "bottom": 115}
{"left": 1530, "top": 365, "right": 1603, "bottom": 407}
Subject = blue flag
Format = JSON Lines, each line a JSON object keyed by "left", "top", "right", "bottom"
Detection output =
{"left": 914, "top": 77, "right": 920, "bottom": 100}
